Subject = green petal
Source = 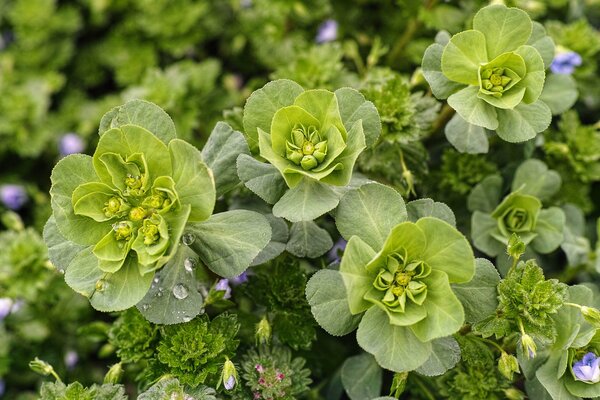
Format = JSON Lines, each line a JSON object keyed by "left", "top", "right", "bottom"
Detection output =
{"left": 335, "top": 87, "right": 382, "bottom": 146}
{"left": 293, "top": 89, "right": 347, "bottom": 140}
{"left": 319, "top": 120, "right": 366, "bottom": 187}
{"left": 422, "top": 43, "right": 466, "bottom": 100}
{"left": 513, "top": 45, "right": 546, "bottom": 104}
{"left": 258, "top": 128, "right": 303, "bottom": 188}
{"left": 311, "top": 125, "right": 347, "bottom": 173}
{"left": 98, "top": 152, "right": 146, "bottom": 193}
{"left": 72, "top": 182, "right": 119, "bottom": 222}
{"left": 270, "top": 105, "right": 321, "bottom": 156}
{"left": 339, "top": 236, "right": 377, "bottom": 315}
{"left": 93, "top": 229, "right": 132, "bottom": 272}
{"left": 447, "top": 86, "right": 499, "bottom": 130}
{"left": 441, "top": 30, "right": 488, "bottom": 86}
{"left": 131, "top": 215, "right": 170, "bottom": 267}
{"left": 472, "top": 4, "right": 532, "bottom": 59}
{"left": 527, "top": 22, "right": 555, "bottom": 70}
{"left": 366, "top": 221, "right": 427, "bottom": 275}
{"left": 471, "top": 211, "right": 506, "bottom": 257}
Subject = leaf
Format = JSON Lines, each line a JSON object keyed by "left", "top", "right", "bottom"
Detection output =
{"left": 447, "top": 86, "right": 499, "bottom": 130}
{"left": 406, "top": 198, "right": 456, "bottom": 227}
{"left": 531, "top": 207, "right": 565, "bottom": 254}
{"left": 201, "top": 122, "right": 250, "bottom": 197}
{"left": 411, "top": 270, "right": 465, "bottom": 341}
{"left": 65, "top": 246, "right": 103, "bottom": 298}
{"left": 341, "top": 353, "right": 382, "bottom": 400}
{"left": 472, "top": 4, "right": 532, "bottom": 59}
{"left": 356, "top": 307, "right": 432, "bottom": 372}
{"left": 514, "top": 45, "right": 545, "bottom": 104}
{"left": 43, "top": 216, "right": 85, "bottom": 273}
{"left": 243, "top": 79, "right": 304, "bottom": 152}
{"left": 186, "top": 210, "right": 271, "bottom": 278}
{"left": 535, "top": 354, "right": 579, "bottom": 400}
{"left": 417, "top": 217, "right": 475, "bottom": 283}
{"left": 335, "top": 87, "right": 381, "bottom": 147}
{"left": 136, "top": 245, "right": 204, "bottom": 325}
{"left": 415, "top": 336, "right": 461, "bottom": 376}
{"left": 422, "top": 43, "right": 465, "bottom": 99}
{"left": 441, "top": 30, "right": 488, "bottom": 86}
{"left": 169, "top": 139, "right": 216, "bottom": 222}
{"left": 444, "top": 113, "right": 489, "bottom": 154}
{"left": 495, "top": 100, "right": 552, "bottom": 143}
{"left": 286, "top": 221, "right": 333, "bottom": 258}
{"left": 335, "top": 182, "right": 407, "bottom": 250}
{"left": 452, "top": 258, "right": 500, "bottom": 324}
{"left": 560, "top": 204, "right": 591, "bottom": 267}
{"left": 467, "top": 175, "right": 503, "bottom": 213}
{"left": 236, "top": 154, "right": 287, "bottom": 204}
{"left": 306, "top": 269, "right": 362, "bottom": 336}
{"left": 98, "top": 99, "right": 177, "bottom": 145}
{"left": 272, "top": 179, "right": 341, "bottom": 222}
{"left": 339, "top": 236, "right": 377, "bottom": 315}
{"left": 471, "top": 211, "right": 505, "bottom": 257}
{"left": 539, "top": 74, "right": 578, "bottom": 116}
{"left": 527, "top": 22, "right": 555, "bottom": 69}
{"left": 512, "top": 159, "right": 561, "bottom": 201}
{"left": 251, "top": 213, "right": 289, "bottom": 266}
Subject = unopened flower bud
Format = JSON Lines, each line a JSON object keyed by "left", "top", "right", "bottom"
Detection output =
{"left": 498, "top": 352, "right": 520, "bottom": 380}
{"left": 390, "top": 371, "right": 408, "bottom": 397}
{"left": 256, "top": 316, "right": 272, "bottom": 345}
{"left": 103, "top": 362, "right": 124, "bottom": 384}
{"left": 220, "top": 357, "right": 238, "bottom": 391}
{"left": 520, "top": 334, "right": 537, "bottom": 359}
{"left": 507, "top": 233, "right": 525, "bottom": 260}
{"left": 504, "top": 388, "right": 526, "bottom": 400}
{"left": 581, "top": 306, "right": 600, "bottom": 328}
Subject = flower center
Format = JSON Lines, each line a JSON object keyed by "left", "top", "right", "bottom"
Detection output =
{"left": 113, "top": 221, "right": 133, "bottom": 240}
{"left": 103, "top": 196, "right": 128, "bottom": 218}
{"left": 481, "top": 67, "right": 512, "bottom": 96}
{"left": 285, "top": 124, "right": 328, "bottom": 171}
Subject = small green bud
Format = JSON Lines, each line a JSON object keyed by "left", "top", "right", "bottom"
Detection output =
{"left": 390, "top": 371, "right": 408, "bottom": 398}
{"left": 302, "top": 141, "right": 315, "bottom": 155}
{"left": 482, "top": 79, "right": 493, "bottom": 90}
{"left": 507, "top": 233, "right": 526, "bottom": 260}
{"left": 498, "top": 352, "right": 520, "bottom": 380}
{"left": 1, "top": 210, "right": 24, "bottom": 231}
{"left": 125, "top": 174, "right": 143, "bottom": 190}
{"left": 581, "top": 306, "right": 600, "bottom": 328}
{"left": 103, "top": 363, "right": 124, "bottom": 384}
{"left": 493, "top": 67, "right": 504, "bottom": 75}
{"left": 301, "top": 155, "right": 318, "bottom": 170}
{"left": 481, "top": 69, "right": 492, "bottom": 79}
{"left": 256, "top": 315, "right": 272, "bottom": 345}
{"left": 141, "top": 219, "right": 160, "bottom": 245}
{"left": 113, "top": 221, "right": 133, "bottom": 240}
{"left": 29, "top": 357, "right": 61, "bottom": 382}
{"left": 504, "top": 388, "right": 526, "bottom": 400}
{"left": 129, "top": 206, "right": 147, "bottom": 221}
{"left": 490, "top": 74, "right": 502, "bottom": 86}
{"left": 501, "top": 76, "right": 512, "bottom": 86}
{"left": 219, "top": 357, "right": 238, "bottom": 391}
{"left": 520, "top": 334, "right": 537, "bottom": 359}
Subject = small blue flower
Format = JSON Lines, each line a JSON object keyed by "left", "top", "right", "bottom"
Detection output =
{"left": 215, "top": 279, "right": 232, "bottom": 299}
{"left": 0, "top": 184, "right": 27, "bottom": 210}
{"left": 224, "top": 374, "right": 236, "bottom": 390}
{"left": 64, "top": 350, "right": 79, "bottom": 370}
{"left": 0, "top": 379, "right": 5, "bottom": 397}
{"left": 58, "top": 133, "right": 85, "bottom": 156}
{"left": 316, "top": 19, "right": 338, "bottom": 44}
{"left": 327, "top": 238, "right": 347, "bottom": 263}
{"left": 231, "top": 271, "right": 248, "bottom": 286}
{"left": 573, "top": 352, "right": 600, "bottom": 383}
{"left": 550, "top": 51, "right": 582, "bottom": 75}
{"left": 0, "top": 298, "right": 13, "bottom": 321}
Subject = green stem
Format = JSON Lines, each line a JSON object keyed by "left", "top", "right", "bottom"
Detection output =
{"left": 480, "top": 337, "right": 506, "bottom": 354}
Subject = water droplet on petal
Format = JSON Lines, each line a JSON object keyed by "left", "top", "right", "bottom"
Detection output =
{"left": 181, "top": 232, "right": 195, "bottom": 245}
{"left": 95, "top": 279, "right": 107, "bottom": 292}
{"left": 172, "top": 283, "right": 189, "bottom": 300}
{"left": 184, "top": 257, "right": 196, "bottom": 272}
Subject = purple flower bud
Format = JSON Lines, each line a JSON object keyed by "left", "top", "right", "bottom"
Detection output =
{"left": 58, "top": 133, "right": 85, "bottom": 156}
{"left": 231, "top": 271, "right": 248, "bottom": 286}
{"left": 550, "top": 51, "right": 582, "bottom": 75}
{"left": 64, "top": 350, "right": 79, "bottom": 370}
{"left": 0, "top": 379, "right": 5, "bottom": 397}
{"left": 224, "top": 374, "right": 236, "bottom": 390}
{"left": 215, "top": 279, "right": 232, "bottom": 299}
{"left": 0, "top": 298, "right": 13, "bottom": 321}
{"left": 327, "top": 238, "right": 347, "bottom": 263}
{"left": 0, "top": 184, "right": 27, "bottom": 210}
{"left": 573, "top": 352, "right": 600, "bottom": 383}
{"left": 10, "top": 299, "right": 24, "bottom": 314}
{"left": 316, "top": 19, "right": 338, "bottom": 44}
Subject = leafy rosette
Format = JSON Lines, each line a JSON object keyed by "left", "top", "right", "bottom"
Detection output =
{"left": 422, "top": 4, "right": 556, "bottom": 152}
{"left": 306, "top": 183, "right": 475, "bottom": 372}
{"left": 45, "top": 100, "right": 271, "bottom": 316}
{"left": 238, "top": 79, "right": 381, "bottom": 222}
{"left": 522, "top": 285, "right": 600, "bottom": 400}
{"left": 469, "top": 159, "right": 565, "bottom": 264}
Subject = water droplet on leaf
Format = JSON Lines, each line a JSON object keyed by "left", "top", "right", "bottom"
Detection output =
{"left": 184, "top": 257, "right": 196, "bottom": 272}
{"left": 95, "top": 279, "right": 106, "bottom": 292}
{"left": 181, "top": 232, "right": 195, "bottom": 245}
{"left": 172, "top": 283, "right": 189, "bottom": 300}
{"left": 182, "top": 315, "right": 192, "bottom": 322}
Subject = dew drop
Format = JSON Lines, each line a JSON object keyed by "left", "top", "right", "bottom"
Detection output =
{"left": 141, "top": 304, "right": 149, "bottom": 311}
{"left": 156, "top": 290, "right": 163, "bottom": 298}
{"left": 181, "top": 232, "right": 195, "bottom": 245}
{"left": 182, "top": 315, "right": 192, "bottom": 322}
{"left": 58, "top": 268, "right": 65, "bottom": 275}
{"left": 95, "top": 279, "right": 106, "bottom": 292}
{"left": 153, "top": 277, "right": 160, "bottom": 283}
{"left": 172, "top": 283, "right": 189, "bottom": 300}
{"left": 184, "top": 257, "right": 196, "bottom": 273}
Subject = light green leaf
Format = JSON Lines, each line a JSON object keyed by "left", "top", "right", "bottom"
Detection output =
{"left": 270, "top": 105, "right": 323, "bottom": 155}
{"left": 472, "top": 4, "right": 532, "bottom": 59}
{"left": 478, "top": 86, "right": 526, "bottom": 110}
{"left": 467, "top": 175, "right": 503, "bottom": 213}
{"left": 169, "top": 139, "right": 216, "bottom": 222}
{"left": 136, "top": 245, "right": 204, "bottom": 325}
{"left": 536, "top": 354, "right": 579, "bottom": 400}
{"left": 341, "top": 353, "right": 382, "bottom": 400}
{"left": 496, "top": 100, "right": 552, "bottom": 142}
{"left": 187, "top": 210, "right": 271, "bottom": 278}
{"left": 306, "top": 269, "right": 362, "bottom": 336}
{"left": 415, "top": 336, "right": 461, "bottom": 376}
{"left": 356, "top": 307, "right": 432, "bottom": 372}
{"left": 512, "top": 159, "right": 561, "bottom": 201}
{"left": 243, "top": 79, "right": 304, "bottom": 152}
{"left": 471, "top": 211, "right": 505, "bottom": 257}
{"left": 319, "top": 120, "right": 366, "bottom": 187}
{"left": 201, "top": 122, "right": 250, "bottom": 197}
{"left": 335, "top": 182, "right": 407, "bottom": 251}
{"left": 50, "top": 154, "right": 111, "bottom": 246}
{"left": 564, "top": 376, "right": 600, "bottom": 400}
{"left": 452, "top": 258, "right": 500, "bottom": 324}
{"left": 335, "top": 87, "right": 381, "bottom": 146}
{"left": 441, "top": 30, "right": 488, "bottom": 85}
{"left": 561, "top": 204, "right": 591, "bottom": 267}
{"left": 293, "top": 89, "right": 346, "bottom": 139}
{"left": 444, "top": 113, "right": 489, "bottom": 154}
{"left": 527, "top": 22, "right": 555, "bottom": 69}
{"left": 43, "top": 216, "right": 85, "bottom": 273}
{"left": 236, "top": 154, "right": 287, "bottom": 204}
{"left": 411, "top": 270, "right": 465, "bottom": 341}
{"left": 531, "top": 207, "right": 565, "bottom": 254}
{"left": 422, "top": 43, "right": 466, "bottom": 99}
{"left": 98, "top": 99, "right": 177, "bottom": 145}
{"left": 406, "top": 198, "right": 456, "bottom": 227}
{"left": 251, "top": 213, "right": 289, "bottom": 266}
{"left": 417, "top": 217, "right": 475, "bottom": 283}
{"left": 447, "top": 86, "right": 499, "bottom": 130}
{"left": 339, "top": 236, "right": 377, "bottom": 315}
{"left": 514, "top": 45, "right": 546, "bottom": 104}
{"left": 286, "top": 221, "right": 333, "bottom": 258}
{"left": 367, "top": 222, "right": 427, "bottom": 274}
{"left": 539, "top": 74, "right": 578, "bottom": 115}
{"left": 89, "top": 255, "right": 154, "bottom": 312}
{"left": 272, "top": 178, "right": 341, "bottom": 222}
{"left": 64, "top": 246, "right": 103, "bottom": 299}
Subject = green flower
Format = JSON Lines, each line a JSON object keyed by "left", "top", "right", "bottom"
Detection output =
{"left": 422, "top": 4, "right": 555, "bottom": 148}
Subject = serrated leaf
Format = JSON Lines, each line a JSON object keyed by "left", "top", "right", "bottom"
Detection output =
{"left": 512, "top": 159, "right": 561, "bottom": 201}
{"left": 341, "top": 353, "right": 382, "bottom": 400}
{"left": 422, "top": 43, "right": 465, "bottom": 99}
{"left": 335, "top": 87, "right": 381, "bottom": 147}
{"left": 406, "top": 198, "right": 456, "bottom": 227}
{"left": 286, "top": 221, "right": 333, "bottom": 258}
{"left": 496, "top": 100, "right": 552, "bottom": 143}
{"left": 236, "top": 154, "right": 287, "bottom": 204}
{"left": 539, "top": 74, "right": 578, "bottom": 116}
{"left": 272, "top": 179, "right": 341, "bottom": 222}
{"left": 444, "top": 113, "right": 489, "bottom": 154}
{"left": 452, "top": 258, "right": 500, "bottom": 324}
{"left": 447, "top": 87, "right": 499, "bottom": 130}
{"left": 415, "top": 336, "right": 461, "bottom": 376}
{"left": 43, "top": 216, "right": 85, "bottom": 272}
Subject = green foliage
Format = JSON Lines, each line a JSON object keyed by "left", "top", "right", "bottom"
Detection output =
{"left": 38, "top": 381, "right": 127, "bottom": 400}
{"left": 138, "top": 378, "right": 217, "bottom": 400}
{"left": 108, "top": 308, "right": 159, "bottom": 364}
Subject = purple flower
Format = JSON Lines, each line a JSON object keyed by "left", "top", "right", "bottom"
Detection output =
{"left": 58, "top": 133, "right": 85, "bottom": 156}
{"left": 0, "top": 184, "right": 27, "bottom": 210}
{"left": 0, "top": 379, "right": 5, "bottom": 397}
{"left": 573, "top": 352, "right": 600, "bottom": 383}
{"left": 316, "top": 19, "right": 338, "bottom": 44}
{"left": 215, "top": 279, "right": 232, "bottom": 299}
{"left": 64, "top": 350, "right": 79, "bottom": 370}
{"left": 224, "top": 374, "right": 236, "bottom": 390}
{"left": 230, "top": 271, "right": 248, "bottom": 286}
{"left": 327, "top": 238, "right": 347, "bottom": 263}
{"left": 0, "top": 298, "right": 12, "bottom": 321}
{"left": 550, "top": 51, "right": 582, "bottom": 75}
